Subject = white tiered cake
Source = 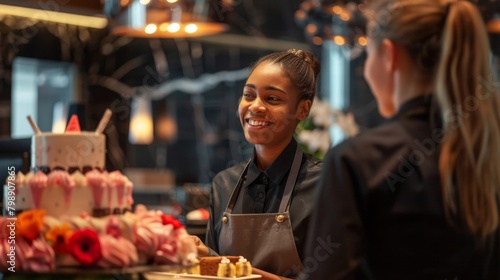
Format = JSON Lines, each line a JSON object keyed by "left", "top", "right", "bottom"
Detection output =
{"left": 0, "top": 112, "right": 198, "bottom": 273}
{"left": 8, "top": 114, "right": 133, "bottom": 217}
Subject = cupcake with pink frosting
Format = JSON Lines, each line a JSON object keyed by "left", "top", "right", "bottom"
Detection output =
{"left": 98, "top": 216, "right": 138, "bottom": 268}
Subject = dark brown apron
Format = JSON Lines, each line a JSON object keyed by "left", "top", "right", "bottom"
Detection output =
{"left": 219, "top": 146, "right": 303, "bottom": 276}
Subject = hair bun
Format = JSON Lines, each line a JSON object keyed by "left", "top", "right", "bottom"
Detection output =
{"left": 287, "top": 49, "right": 321, "bottom": 78}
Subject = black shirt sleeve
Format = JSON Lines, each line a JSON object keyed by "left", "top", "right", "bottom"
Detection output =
{"left": 298, "top": 143, "right": 368, "bottom": 280}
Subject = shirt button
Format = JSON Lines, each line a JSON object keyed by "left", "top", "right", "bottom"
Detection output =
{"left": 258, "top": 192, "right": 264, "bottom": 199}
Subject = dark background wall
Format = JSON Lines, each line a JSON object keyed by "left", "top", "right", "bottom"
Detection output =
{"left": 1, "top": 0, "right": 499, "bottom": 185}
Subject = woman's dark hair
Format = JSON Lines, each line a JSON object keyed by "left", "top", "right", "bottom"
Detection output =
{"left": 250, "top": 49, "right": 321, "bottom": 102}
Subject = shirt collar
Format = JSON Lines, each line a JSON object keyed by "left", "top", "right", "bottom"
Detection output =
{"left": 244, "top": 139, "right": 298, "bottom": 188}
{"left": 388, "top": 95, "right": 435, "bottom": 122}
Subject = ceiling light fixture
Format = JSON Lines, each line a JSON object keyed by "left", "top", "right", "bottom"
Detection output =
{"left": 106, "top": 0, "right": 228, "bottom": 38}
{"left": 0, "top": 0, "right": 107, "bottom": 29}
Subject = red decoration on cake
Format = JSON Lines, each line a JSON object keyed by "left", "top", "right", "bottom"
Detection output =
{"left": 68, "top": 229, "right": 102, "bottom": 266}
{"left": 161, "top": 215, "right": 185, "bottom": 230}
{"left": 65, "top": 115, "right": 81, "bottom": 132}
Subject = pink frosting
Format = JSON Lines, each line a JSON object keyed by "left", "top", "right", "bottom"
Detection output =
{"left": 125, "top": 180, "right": 134, "bottom": 207}
{"left": 154, "top": 223, "right": 179, "bottom": 265}
{"left": 98, "top": 235, "right": 138, "bottom": 268}
{"left": 155, "top": 238, "right": 179, "bottom": 265}
{"left": 132, "top": 209, "right": 165, "bottom": 264}
{"left": 136, "top": 210, "right": 163, "bottom": 226}
{"left": 134, "top": 222, "right": 162, "bottom": 264}
{"left": 47, "top": 170, "right": 75, "bottom": 205}
{"left": 23, "top": 238, "right": 55, "bottom": 272}
{"left": 106, "top": 216, "right": 121, "bottom": 238}
{"left": 28, "top": 171, "right": 48, "bottom": 209}
{"left": 109, "top": 171, "right": 126, "bottom": 207}
{"left": 0, "top": 238, "right": 12, "bottom": 271}
{"left": 86, "top": 170, "right": 107, "bottom": 208}
{"left": 0, "top": 217, "right": 11, "bottom": 239}
{"left": 7, "top": 237, "right": 55, "bottom": 272}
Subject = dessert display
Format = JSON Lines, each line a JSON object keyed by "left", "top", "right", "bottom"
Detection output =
{"left": 1, "top": 111, "right": 198, "bottom": 273}
{"left": 8, "top": 112, "right": 133, "bottom": 218}
{"left": 0, "top": 205, "right": 197, "bottom": 272}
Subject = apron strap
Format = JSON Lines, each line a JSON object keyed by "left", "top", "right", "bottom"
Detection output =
{"left": 224, "top": 144, "right": 303, "bottom": 214}
{"left": 279, "top": 145, "right": 303, "bottom": 213}
{"left": 225, "top": 160, "right": 252, "bottom": 214}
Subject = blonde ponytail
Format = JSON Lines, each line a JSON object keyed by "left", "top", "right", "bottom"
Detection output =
{"left": 437, "top": 0, "right": 500, "bottom": 239}
{"left": 367, "top": 0, "right": 500, "bottom": 239}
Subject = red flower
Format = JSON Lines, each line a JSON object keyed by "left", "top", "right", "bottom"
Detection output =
{"left": 160, "top": 215, "right": 184, "bottom": 230}
{"left": 67, "top": 229, "right": 102, "bottom": 266}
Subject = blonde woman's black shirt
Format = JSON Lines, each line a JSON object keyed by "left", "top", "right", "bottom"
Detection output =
{"left": 298, "top": 95, "right": 499, "bottom": 280}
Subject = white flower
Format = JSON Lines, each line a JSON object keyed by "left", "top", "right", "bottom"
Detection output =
{"left": 297, "top": 129, "right": 331, "bottom": 154}
{"left": 309, "top": 98, "right": 334, "bottom": 127}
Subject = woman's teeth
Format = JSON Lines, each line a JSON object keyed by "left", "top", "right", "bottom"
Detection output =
{"left": 248, "top": 119, "right": 270, "bottom": 127}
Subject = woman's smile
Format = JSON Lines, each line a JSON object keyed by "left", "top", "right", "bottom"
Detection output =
{"left": 245, "top": 118, "right": 274, "bottom": 129}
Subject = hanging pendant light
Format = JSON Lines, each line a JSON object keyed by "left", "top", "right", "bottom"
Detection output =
{"left": 106, "top": 0, "right": 228, "bottom": 38}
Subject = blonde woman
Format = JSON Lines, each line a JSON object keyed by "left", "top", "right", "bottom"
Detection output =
{"left": 299, "top": 0, "right": 500, "bottom": 279}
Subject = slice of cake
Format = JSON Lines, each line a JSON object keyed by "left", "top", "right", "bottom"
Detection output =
{"left": 199, "top": 256, "right": 239, "bottom": 276}
{"left": 236, "top": 256, "right": 252, "bottom": 277}
{"left": 217, "top": 257, "right": 236, "bottom": 278}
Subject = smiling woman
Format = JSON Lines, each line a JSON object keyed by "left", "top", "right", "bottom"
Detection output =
{"left": 190, "top": 49, "right": 323, "bottom": 280}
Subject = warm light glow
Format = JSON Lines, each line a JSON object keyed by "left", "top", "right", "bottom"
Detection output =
{"left": 120, "top": 0, "right": 131, "bottom": 7}
{"left": 167, "top": 22, "right": 181, "bottom": 33}
{"left": 156, "top": 116, "right": 177, "bottom": 141}
{"left": 332, "top": 6, "right": 342, "bottom": 15}
{"left": 358, "top": 36, "right": 367, "bottom": 46}
{"left": 140, "top": 0, "right": 151, "bottom": 5}
{"left": 129, "top": 96, "right": 154, "bottom": 144}
{"left": 306, "top": 23, "right": 317, "bottom": 34}
{"left": 185, "top": 23, "right": 198, "bottom": 33}
{"left": 300, "top": 2, "right": 312, "bottom": 10}
{"left": 110, "top": 0, "right": 229, "bottom": 38}
{"left": 295, "top": 10, "right": 306, "bottom": 20}
{"left": 145, "top": 23, "right": 157, "bottom": 34}
{"left": 340, "top": 12, "right": 350, "bottom": 21}
{"left": 0, "top": 4, "right": 107, "bottom": 29}
{"left": 51, "top": 102, "right": 68, "bottom": 133}
{"left": 159, "top": 23, "right": 169, "bottom": 31}
{"left": 312, "top": 36, "right": 323, "bottom": 45}
{"left": 487, "top": 18, "right": 500, "bottom": 33}
{"left": 333, "top": 36, "right": 345, "bottom": 45}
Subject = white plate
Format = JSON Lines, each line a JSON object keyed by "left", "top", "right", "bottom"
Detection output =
{"left": 147, "top": 272, "right": 262, "bottom": 280}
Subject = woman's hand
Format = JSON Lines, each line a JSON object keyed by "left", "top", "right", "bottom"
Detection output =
{"left": 190, "top": 235, "right": 210, "bottom": 257}
{"left": 251, "top": 268, "right": 293, "bottom": 280}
